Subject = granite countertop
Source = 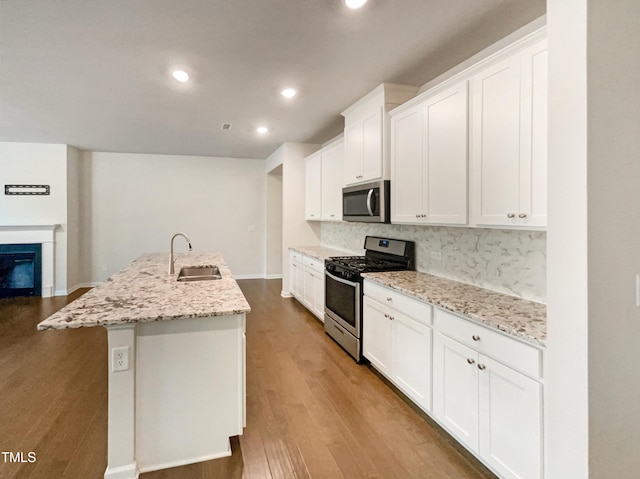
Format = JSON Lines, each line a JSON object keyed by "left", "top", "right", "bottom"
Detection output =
{"left": 37, "top": 252, "right": 251, "bottom": 331}
{"left": 362, "top": 271, "right": 546, "bottom": 347}
{"left": 289, "top": 245, "right": 351, "bottom": 261}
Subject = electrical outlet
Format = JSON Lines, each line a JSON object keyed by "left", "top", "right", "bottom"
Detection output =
{"left": 112, "top": 347, "right": 129, "bottom": 372}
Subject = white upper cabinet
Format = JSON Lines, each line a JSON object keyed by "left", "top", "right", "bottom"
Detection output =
{"left": 320, "top": 141, "right": 344, "bottom": 221}
{"left": 304, "top": 151, "right": 322, "bottom": 221}
{"left": 342, "top": 83, "right": 418, "bottom": 187}
{"left": 391, "top": 80, "right": 469, "bottom": 225}
{"left": 470, "top": 39, "right": 548, "bottom": 228}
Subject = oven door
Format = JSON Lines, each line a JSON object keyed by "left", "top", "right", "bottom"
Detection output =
{"left": 324, "top": 270, "right": 360, "bottom": 338}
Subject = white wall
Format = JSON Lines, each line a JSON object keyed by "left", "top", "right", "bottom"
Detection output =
{"left": 269, "top": 143, "right": 321, "bottom": 295}
{"left": 80, "top": 152, "right": 266, "bottom": 282}
{"left": 547, "top": 1, "right": 640, "bottom": 477}
{"left": 66, "top": 146, "right": 82, "bottom": 291}
{"left": 546, "top": 1, "right": 589, "bottom": 476}
{"left": 265, "top": 166, "right": 283, "bottom": 278}
{"left": 0, "top": 142, "right": 70, "bottom": 293}
{"left": 586, "top": 0, "right": 640, "bottom": 476}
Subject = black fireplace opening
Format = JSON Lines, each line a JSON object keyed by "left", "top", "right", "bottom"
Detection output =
{"left": 0, "top": 244, "right": 42, "bottom": 298}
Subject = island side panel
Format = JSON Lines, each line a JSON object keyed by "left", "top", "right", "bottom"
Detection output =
{"left": 135, "top": 314, "right": 245, "bottom": 473}
{"left": 105, "top": 324, "right": 138, "bottom": 479}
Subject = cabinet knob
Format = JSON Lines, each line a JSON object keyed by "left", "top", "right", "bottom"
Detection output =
{"left": 386, "top": 297, "right": 392, "bottom": 302}
{"left": 467, "top": 358, "right": 475, "bottom": 365}
{"left": 421, "top": 214, "right": 427, "bottom": 218}
{"left": 472, "top": 335, "right": 481, "bottom": 341}
{"left": 415, "top": 214, "right": 420, "bottom": 218}
{"left": 478, "top": 364, "right": 486, "bottom": 370}
{"left": 330, "top": 214, "right": 335, "bottom": 217}
{"left": 519, "top": 213, "right": 527, "bottom": 218}
{"left": 507, "top": 213, "right": 516, "bottom": 218}
{"left": 384, "top": 313, "right": 389, "bottom": 319}
{"left": 389, "top": 316, "right": 395, "bottom": 321}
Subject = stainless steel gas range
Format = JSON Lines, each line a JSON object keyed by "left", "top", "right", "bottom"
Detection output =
{"left": 324, "top": 236, "right": 415, "bottom": 362}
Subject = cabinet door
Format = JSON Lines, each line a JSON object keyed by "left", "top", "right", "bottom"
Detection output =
{"left": 289, "top": 256, "right": 299, "bottom": 298}
{"left": 424, "top": 81, "right": 468, "bottom": 225}
{"left": 362, "top": 297, "right": 392, "bottom": 376}
{"left": 518, "top": 40, "right": 548, "bottom": 228}
{"left": 392, "top": 311, "right": 432, "bottom": 412}
{"left": 471, "top": 54, "right": 522, "bottom": 226}
{"left": 344, "top": 122, "right": 363, "bottom": 185}
{"left": 305, "top": 152, "right": 322, "bottom": 220}
{"left": 433, "top": 332, "right": 479, "bottom": 452}
{"left": 478, "top": 355, "right": 542, "bottom": 479}
{"left": 312, "top": 269, "right": 325, "bottom": 321}
{"left": 390, "top": 103, "right": 424, "bottom": 224}
{"left": 303, "top": 267, "right": 315, "bottom": 310}
{"left": 321, "top": 143, "right": 344, "bottom": 221}
{"left": 295, "top": 261, "right": 305, "bottom": 301}
{"left": 361, "top": 107, "right": 383, "bottom": 182}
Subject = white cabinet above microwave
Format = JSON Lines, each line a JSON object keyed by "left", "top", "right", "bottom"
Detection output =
{"left": 342, "top": 83, "right": 418, "bottom": 187}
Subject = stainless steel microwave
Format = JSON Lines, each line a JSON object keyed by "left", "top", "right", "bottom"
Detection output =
{"left": 342, "top": 180, "right": 390, "bottom": 223}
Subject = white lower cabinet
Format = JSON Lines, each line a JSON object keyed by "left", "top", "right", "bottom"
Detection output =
{"left": 288, "top": 250, "right": 325, "bottom": 321}
{"left": 289, "top": 251, "right": 303, "bottom": 300}
{"left": 363, "top": 281, "right": 432, "bottom": 412}
{"left": 433, "top": 309, "right": 543, "bottom": 479}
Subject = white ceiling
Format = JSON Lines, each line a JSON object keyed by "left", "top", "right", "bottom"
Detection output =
{"left": 0, "top": 0, "right": 545, "bottom": 159}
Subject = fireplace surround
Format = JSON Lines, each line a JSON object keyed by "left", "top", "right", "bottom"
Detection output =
{"left": 0, "top": 225, "right": 57, "bottom": 297}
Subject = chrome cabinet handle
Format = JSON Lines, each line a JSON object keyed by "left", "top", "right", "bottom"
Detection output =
{"left": 467, "top": 358, "right": 475, "bottom": 365}
{"left": 507, "top": 213, "right": 515, "bottom": 218}
{"left": 386, "top": 297, "right": 392, "bottom": 302}
{"left": 519, "top": 213, "right": 527, "bottom": 218}
{"left": 472, "top": 335, "right": 480, "bottom": 341}
{"left": 478, "top": 364, "right": 486, "bottom": 370}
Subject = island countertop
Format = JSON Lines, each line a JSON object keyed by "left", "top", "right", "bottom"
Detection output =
{"left": 37, "top": 252, "right": 251, "bottom": 331}
{"left": 362, "top": 270, "right": 546, "bottom": 347}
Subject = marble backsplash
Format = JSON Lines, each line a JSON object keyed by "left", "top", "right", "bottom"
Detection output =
{"left": 320, "top": 222, "right": 546, "bottom": 303}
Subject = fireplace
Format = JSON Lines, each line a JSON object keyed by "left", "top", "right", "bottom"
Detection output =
{"left": 0, "top": 244, "right": 42, "bottom": 298}
{"left": 0, "top": 225, "right": 57, "bottom": 297}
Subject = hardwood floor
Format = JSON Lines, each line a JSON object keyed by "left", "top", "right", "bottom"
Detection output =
{"left": 0, "top": 280, "right": 494, "bottom": 479}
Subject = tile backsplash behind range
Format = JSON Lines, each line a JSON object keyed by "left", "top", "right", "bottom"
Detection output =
{"left": 321, "top": 222, "right": 546, "bottom": 303}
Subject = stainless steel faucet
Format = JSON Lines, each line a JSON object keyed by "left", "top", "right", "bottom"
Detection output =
{"left": 169, "top": 232, "right": 192, "bottom": 274}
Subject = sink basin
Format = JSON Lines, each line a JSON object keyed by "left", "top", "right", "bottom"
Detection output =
{"left": 177, "top": 266, "right": 222, "bottom": 282}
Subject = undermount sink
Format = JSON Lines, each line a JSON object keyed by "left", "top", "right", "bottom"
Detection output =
{"left": 177, "top": 266, "right": 222, "bottom": 282}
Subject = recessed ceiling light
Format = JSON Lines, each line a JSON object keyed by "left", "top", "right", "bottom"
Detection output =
{"left": 345, "top": 0, "right": 367, "bottom": 9}
{"left": 172, "top": 70, "right": 189, "bottom": 82}
{"left": 281, "top": 88, "right": 297, "bottom": 98}
{"left": 257, "top": 126, "right": 269, "bottom": 134}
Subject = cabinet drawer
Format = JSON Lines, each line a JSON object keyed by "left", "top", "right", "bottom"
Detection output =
{"left": 434, "top": 309, "right": 541, "bottom": 379}
{"left": 364, "top": 280, "right": 432, "bottom": 326}
{"left": 303, "top": 255, "right": 324, "bottom": 273}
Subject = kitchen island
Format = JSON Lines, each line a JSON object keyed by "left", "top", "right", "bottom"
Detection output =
{"left": 38, "top": 252, "right": 251, "bottom": 479}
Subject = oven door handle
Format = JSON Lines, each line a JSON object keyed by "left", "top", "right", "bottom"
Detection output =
{"left": 325, "top": 270, "right": 359, "bottom": 288}
{"left": 366, "top": 189, "right": 374, "bottom": 216}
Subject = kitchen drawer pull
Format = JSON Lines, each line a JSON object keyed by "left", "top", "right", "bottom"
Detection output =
{"left": 467, "top": 358, "right": 475, "bottom": 365}
{"left": 507, "top": 213, "right": 516, "bottom": 218}
{"left": 384, "top": 313, "right": 389, "bottom": 319}
{"left": 386, "top": 297, "right": 392, "bottom": 302}
{"left": 519, "top": 213, "right": 527, "bottom": 218}
{"left": 389, "top": 316, "right": 395, "bottom": 321}
{"left": 472, "top": 335, "right": 481, "bottom": 341}
{"left": 477, "top": 364, "right": 486, "bottom": 370}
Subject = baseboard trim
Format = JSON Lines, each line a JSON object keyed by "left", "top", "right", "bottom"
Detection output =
{"left": 137, "top": 448, "right": 231, "bottom": 474}
{"left": 56, "top": 282, "right": 99, "bottom": 297}
{"left": 104, "top": 462, "right": 139, "bottom": 479}
{"left": 265, "top": 274, "right": 283, "bottom": 280}
{"left": 281, "top": 291, "right": 293, "bottom": 298}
